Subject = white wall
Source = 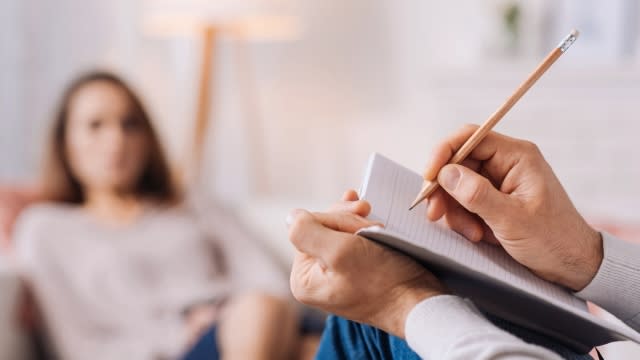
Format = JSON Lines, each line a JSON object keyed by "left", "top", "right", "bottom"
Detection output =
{"left": 0, "top": 0, "right": 28, "bottom": 182}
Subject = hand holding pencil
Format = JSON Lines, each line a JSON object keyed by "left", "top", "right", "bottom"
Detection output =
{"left": 410, "top": 29, "right": 580, "bottom": 210}
{"left": 409, "top": 29, "right": 605, "bottom": 291}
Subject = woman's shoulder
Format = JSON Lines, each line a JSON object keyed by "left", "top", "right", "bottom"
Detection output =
{"left": 12, "top": 203, "right": 80, "bottom": 264}
{"left": 18, "top": 202, "right": 78, "bottom": 224}
{"left": 14, "top": 202, "right": 80, "bottom": 240}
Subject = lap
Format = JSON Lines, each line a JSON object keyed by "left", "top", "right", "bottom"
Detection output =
{"left": 181, "top": 326, "right": 220, "bottom": 360}
{"left": 316, "top": 316, "right": 420, "bottom": 360}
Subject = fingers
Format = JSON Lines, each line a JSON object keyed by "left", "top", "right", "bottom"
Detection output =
{"left": 426, "top": 158, "right": 480, "bottom": 222}
{"left": 342, "top": 189, "right": 359, "bottom": 201}
{"left": 427, "top": 186, "right": 497, "bottom": 243}
{"left": 481, "top": 222, "right": 501, "bottom": 245}
{"left": 328, "top": 199, "right": 371, "bottom": 217}
{"left": 287, "top": 210, "right": 378, "bottom": 264}
{"left": 312, "top": 211, "right": 380, "bottom": 232}
{"left": 423, "top": 124, "right": 479, "bottom": 181}
{"left": 426, "top": 189, "right": 447, "bottom": 221}
{"left": 437, "top": 164, "right": 513, "bottom": 225}
{"left": 444, "top": 202, "right": 484, "bottom": 242}
{"left": 423, "top": 124, "right": 532, "bottom": 188}
{"left": 328, "top": 190, "right": 371, "bottom": 217}
{"left": 287, "top": 210, "right": 352, "bottom": 265}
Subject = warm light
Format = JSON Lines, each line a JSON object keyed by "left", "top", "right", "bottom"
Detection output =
{"left": 142, "top": 0, "right": 301, "bottom": 40}
{"left": 226, "top": 15, "right": 301, "bottom": 41}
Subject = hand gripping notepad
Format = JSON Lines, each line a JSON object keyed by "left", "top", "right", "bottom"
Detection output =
{"left": 356, "top": 153, "right": 640, "bottom": 353}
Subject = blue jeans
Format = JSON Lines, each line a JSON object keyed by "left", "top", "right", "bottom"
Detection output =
{"left": 316, "top": 315, "right": 594, "bottom": 360}
{"left": 180, "top": 310, "right": 325, "bottom": 360}
{"left": 182, "top": 326, "right": 220, "bottom": 360}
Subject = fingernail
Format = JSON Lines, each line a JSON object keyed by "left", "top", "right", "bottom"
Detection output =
{"left": 439, "top": 166, "right": 461, "bottom": 191}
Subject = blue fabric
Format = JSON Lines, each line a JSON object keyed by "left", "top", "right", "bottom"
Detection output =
{"left": 316, "top": 315, "right": 594, "bottom": 360}
{"left": 179, "top": 311, "right": 325, "bottom": 360}
{"left": 181, "top": 326, "right": 220, "bottom": 360}
{"left": 316, "top": 316, "right": 421, "bottom": 360}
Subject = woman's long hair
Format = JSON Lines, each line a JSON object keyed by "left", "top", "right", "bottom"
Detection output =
{"left": 41, "top": 71, "right": 180, "bottom": 204}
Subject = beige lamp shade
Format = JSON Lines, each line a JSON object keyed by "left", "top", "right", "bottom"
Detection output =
{"left": 142, "top": 0, "right": 301, "bottom": 40}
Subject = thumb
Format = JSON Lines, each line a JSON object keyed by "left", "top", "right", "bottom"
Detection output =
{"left": 437, "top": 164, "right": 511, "bottom": 223}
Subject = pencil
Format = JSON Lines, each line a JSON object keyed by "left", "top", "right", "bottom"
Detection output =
{"left": 409, "top": 29, "right": 579, "bottom": 211}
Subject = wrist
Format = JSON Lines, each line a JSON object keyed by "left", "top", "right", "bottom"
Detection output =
{"left": 564, "top": 227, "right": 604, "bottom": 291}
{"left": 379, "top": 279, "right": 448, "bottom": 339}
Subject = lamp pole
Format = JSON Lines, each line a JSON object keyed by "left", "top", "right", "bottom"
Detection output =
{"left": 192, "top": 25, "right": 217, "bottom": 182}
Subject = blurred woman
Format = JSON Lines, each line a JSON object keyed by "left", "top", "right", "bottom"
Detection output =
{"left": 13, "top": 72, "right": 302, "bottom": 360}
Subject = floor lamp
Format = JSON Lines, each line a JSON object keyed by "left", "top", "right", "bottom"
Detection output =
{"left": 143, "top": 2, "right": 300, "bottom": 192}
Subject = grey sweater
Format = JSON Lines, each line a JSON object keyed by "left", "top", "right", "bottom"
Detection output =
{"left": 14, "top": 202, "right": 288, "bottom": 360}
{"left": 405, "top": 232, "right": 640, "bottom": 359}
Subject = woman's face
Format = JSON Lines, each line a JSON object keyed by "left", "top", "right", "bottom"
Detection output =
{"left": 65, "top": 81, "right": 150, "bottom": 195}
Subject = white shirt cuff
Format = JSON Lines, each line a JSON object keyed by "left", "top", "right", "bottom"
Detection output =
{"left": 404, "top": 295, "right": 563, "bottom": 359}
{"left": 405, "top": 295, "right": 497, "bottom": 358}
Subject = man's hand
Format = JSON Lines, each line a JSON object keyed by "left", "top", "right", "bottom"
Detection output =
{"left": 288, "top": 190, "right": 446, "bottom": 338}
{"left": 424, "top": 125, "right": 603, "bottom": 291}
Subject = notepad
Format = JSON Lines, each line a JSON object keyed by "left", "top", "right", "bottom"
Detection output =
{"left": 357, "top": 153, "right": 640, "bottom": 352}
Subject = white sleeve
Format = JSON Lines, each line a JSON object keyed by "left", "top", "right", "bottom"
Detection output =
{"left": 576, "top": 232, "right": 640, "bottom": 331}
{"left": 405, "top": 295, "right": 563, "bottom": 360}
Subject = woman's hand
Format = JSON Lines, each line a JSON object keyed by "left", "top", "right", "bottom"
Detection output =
{"left": 288, "top": 191, "right": 447, "bottom": 338}
{"left": 423, "top": 125, "right": 602, "bottom": 291}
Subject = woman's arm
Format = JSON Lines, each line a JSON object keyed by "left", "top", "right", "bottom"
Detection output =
{"left": 194, "top": 201, "right": 290, "bottom": 297}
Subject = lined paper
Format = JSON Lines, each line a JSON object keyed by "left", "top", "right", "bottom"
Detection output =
{"left": 359, "top": 153, "right": 588, "bottom": 312}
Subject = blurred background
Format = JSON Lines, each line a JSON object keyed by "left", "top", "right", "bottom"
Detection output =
{"left": 1, "top": 0, "right": 640, "bottom": 358}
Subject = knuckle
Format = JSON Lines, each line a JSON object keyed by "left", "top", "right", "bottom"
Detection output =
{"left": 432, "top": 139, "right": 452, "bottom": 159}
{"left": 462, "top": 123, "right": 479, "bottom": 132}
{"left": 435, "top": 137, "right": 451, "bottom": 150}
{"left": 288, "top": 212, "right": 313, "bottom": 246}
{"left": 354, "top": 200, "right": 371, "bottom": 214}
{"left": 343, "top": 212, "right": 364, "bottom": 230}
{"left": 519, "top": 141, "right": 548, "bottom": 168}
{"left": 334, "top": 213, "right": 350, "bottom": 232}
{"left": 520, "top": 140, "right": 541, "bottom": 156}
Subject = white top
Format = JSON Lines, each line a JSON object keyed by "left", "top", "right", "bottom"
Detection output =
{"left": 405, "top": 232, "right": 640, "bottom": 359}
{"left": 13, "top": 202, "right": 288, "bottom": 360}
